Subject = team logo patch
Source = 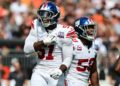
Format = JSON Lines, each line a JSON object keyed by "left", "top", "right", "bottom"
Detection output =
{"left": 77, "top": 45, "right": 82, "bottom": 51}
{"left": 58, "top": 32, "right": 64, "bottom": 38}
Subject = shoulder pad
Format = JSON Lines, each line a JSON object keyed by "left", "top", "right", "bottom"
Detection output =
{"left": 66, "top": 26, "right": 78, "bottom": 38}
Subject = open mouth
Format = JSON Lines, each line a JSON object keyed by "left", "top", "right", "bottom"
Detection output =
{"left": 86, "top": 28, "right": 94, "bottom": 36}
{"left": 43, "top": 19, "right": 50, "bottom": 23}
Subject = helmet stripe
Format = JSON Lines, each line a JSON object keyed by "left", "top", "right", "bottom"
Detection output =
{"left": 43, "top": 1, "right": 48, "bottom": 8}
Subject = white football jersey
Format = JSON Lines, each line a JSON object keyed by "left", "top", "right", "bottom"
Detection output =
{"left": 24, "top": 19, "right": 77, "bottom": 70}
{"left": 67, "top": 38, "right": 97, "bottom": 82}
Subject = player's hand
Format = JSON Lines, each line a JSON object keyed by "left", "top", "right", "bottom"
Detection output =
{"left": 33, "top": 41, "right": 45, "bottom": 51}
{"left": 49, "top": 68, "right": 62, "bottom": 80}
{"left": 43, "top": 35, "right": 56, "bottom": 45}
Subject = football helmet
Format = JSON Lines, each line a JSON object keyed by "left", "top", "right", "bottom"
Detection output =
{"left": 74, "top": 17, "right": 96, "bottom": 41}
{"left": 37, "top": 1, "right": 60, "bottom": 27}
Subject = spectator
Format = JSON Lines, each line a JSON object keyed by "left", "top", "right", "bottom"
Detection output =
{"left": 5, "top": 13, "right": 18, "bottom": 39}
{"left": 0, "top": 56, "right": 10, "bottom": 86}
{"left": 64, "top": 1, "right": 76, "bottom": 15}
{"left": 7, "top": 58, "right": 28, "bottom": 86}
{"left": 20, "top": 24, "right": 31, "bottom": 39}
{"left": 107, "top": 48, "right": 120, "bottom": 86}
{"left": 0, "top": 57, "right": 10, "bottom": 79}
{"left": 10, "top": 0, "right": 28, "bottom": 14}
{"left": 21, "top": 0, "right": 32, "bottom": 7}
{"left": 32, "top": 0, "right": 43, "bottom": 9}
{"left": 62, "top": 13, "right": 76, "bottom": 26}
{"left": 55, "top": 0, "right": 65, "bottom": 19}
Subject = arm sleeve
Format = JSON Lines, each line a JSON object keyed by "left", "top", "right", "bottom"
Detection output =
{"left": 60, "top": 26, "right": 76, "bottom": 68}
{"left": 23, "top": 29, "right": 37, "bottom": 55}
{"left": 61, "top": 38, "right": 73, "bottom": 68}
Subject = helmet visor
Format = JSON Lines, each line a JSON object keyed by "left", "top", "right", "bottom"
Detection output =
{"left": 37, "top": 10, "right": 54, "bottom": 19}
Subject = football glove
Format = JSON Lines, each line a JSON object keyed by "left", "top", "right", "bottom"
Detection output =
{"left": 49, "top": 68, "right": 62, "bottom": 80}
{"left": 33, "top": 41, "right": 45, "bottom": 51}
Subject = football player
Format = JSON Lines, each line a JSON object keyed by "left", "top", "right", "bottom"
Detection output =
{"left": 23, "top": 1, "right": 77, "bottom": 86}
{"left": 65, "top": 17, "right": 100, "bottom": 86}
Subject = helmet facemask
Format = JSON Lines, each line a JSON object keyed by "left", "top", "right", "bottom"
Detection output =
{"left": 37, "top": 10, "right": 59, "bottom": 27}
{"left": 77, "top": 24, "right": 97, "bottom": 41}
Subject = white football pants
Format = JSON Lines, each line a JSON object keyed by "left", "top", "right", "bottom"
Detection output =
{"left": 30, "top": 69, "right": 58, "bottom": 86}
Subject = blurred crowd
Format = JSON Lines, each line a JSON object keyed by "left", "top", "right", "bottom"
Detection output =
{"left": 0, "top": 0, "right": 120, "bottom": 86}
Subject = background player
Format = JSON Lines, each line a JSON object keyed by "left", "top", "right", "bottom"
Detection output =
{"left": 24, "top": 1, "right": 76, "bottom": 86}
{"left": 66, "top": 17, "right": 100, "bottom": 86}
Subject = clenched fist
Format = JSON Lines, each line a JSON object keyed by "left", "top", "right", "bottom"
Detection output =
{"left": 49, "top": 68, "right": 62, "bottom": 80}
{"left": 33, "top": 35, "right": 56, "bottom": 51}
{"left": 33, "top": 41, "right": 45, "bottom": 51}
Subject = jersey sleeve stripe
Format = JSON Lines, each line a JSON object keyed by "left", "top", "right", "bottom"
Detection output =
{"left": 66, "top": 31, "right": 78, "bottom": 38}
